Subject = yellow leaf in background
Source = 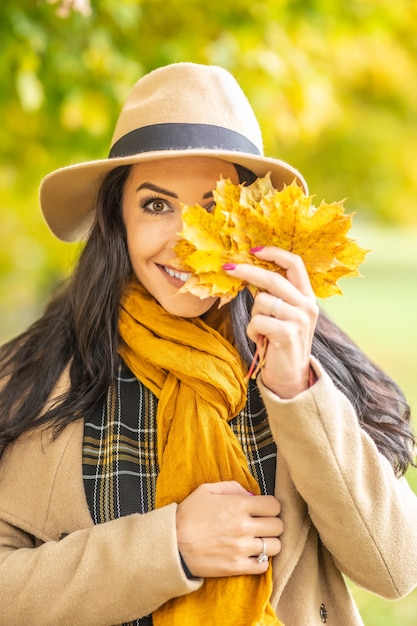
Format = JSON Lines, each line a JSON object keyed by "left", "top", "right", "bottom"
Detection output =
{"left": 174, "top": 174, "right": 370, "bottom": 304}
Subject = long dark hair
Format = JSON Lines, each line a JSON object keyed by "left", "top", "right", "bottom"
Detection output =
{"left": 0, "top": 164, "right": 415, "bottom": 476}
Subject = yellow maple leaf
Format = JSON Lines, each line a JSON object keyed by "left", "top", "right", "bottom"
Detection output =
{"left": 174, "top": 174, "right": 370, "bottom": 304}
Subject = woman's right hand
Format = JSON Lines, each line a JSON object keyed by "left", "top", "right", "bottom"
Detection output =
{"left": 176, "top": 481, "right": 283, "bottom": 578}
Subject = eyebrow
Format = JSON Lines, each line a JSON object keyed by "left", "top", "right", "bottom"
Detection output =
{"left": 136, "top": 182, "right": 214, "bottom": 200}
{"left": 136, "top": 182, "right": 178, "bottom": 198}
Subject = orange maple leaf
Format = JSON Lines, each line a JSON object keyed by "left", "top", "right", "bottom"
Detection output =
{"left": 174, "top": 175, "right": 369, "bottom": 304}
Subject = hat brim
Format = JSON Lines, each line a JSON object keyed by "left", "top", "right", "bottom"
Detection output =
{"left": 39, "top": 149, "right": 308, "bottom": 242}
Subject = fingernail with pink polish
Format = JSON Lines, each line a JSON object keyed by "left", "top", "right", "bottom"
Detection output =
{"left": 222, "top": 263, "right": 237, "bottom": 270}
{"left": 247, "top": 491, "right": 255, "bottom": 496}
{"left": 250, "top": 246, "right": 264, "bottom": 253}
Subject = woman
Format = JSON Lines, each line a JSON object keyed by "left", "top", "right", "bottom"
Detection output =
{"left": 0, "top": 62, "right": 416, "bottom": 626}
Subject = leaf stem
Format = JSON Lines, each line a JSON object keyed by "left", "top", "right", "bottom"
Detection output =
{"left": 245, "top": 336, "right": 268, "bottom": 382}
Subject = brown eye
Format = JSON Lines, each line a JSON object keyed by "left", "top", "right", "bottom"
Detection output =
{"left": 140, "top": 197, "right": 171, "bottom": 215}
{"left": 150, "top": 199, "right": 166, "bottom": 212}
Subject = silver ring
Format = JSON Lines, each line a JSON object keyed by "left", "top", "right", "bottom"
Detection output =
{"left": 270, "top": 297, "right": 283, "bottom": 318}
{"left": 257, "top": 538, "right": 268, "bottom": 563}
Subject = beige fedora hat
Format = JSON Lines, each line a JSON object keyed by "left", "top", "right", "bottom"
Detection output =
{"left": 39, "top": 62, "right": 308, "bottom": 241}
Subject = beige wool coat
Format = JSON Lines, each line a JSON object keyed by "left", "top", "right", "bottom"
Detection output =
{"left": 0, "top": 359, "right": 417, "bottom": 625}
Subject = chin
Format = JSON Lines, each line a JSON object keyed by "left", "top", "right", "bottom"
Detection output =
{"left": 162, "top": 295, "right": 216, "bottom": 318}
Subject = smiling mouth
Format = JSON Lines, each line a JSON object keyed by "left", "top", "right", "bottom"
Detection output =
{"left": 163, "top": 265, "right": 192, "bottom": 282}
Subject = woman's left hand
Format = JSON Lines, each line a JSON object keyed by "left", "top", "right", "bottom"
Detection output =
{"left": 224, "top": 247, "right": 319, "bottom": 399}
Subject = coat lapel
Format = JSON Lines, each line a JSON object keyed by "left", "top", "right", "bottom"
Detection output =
{"left": 271, "top": 452, "right": 311, "bottom": 605}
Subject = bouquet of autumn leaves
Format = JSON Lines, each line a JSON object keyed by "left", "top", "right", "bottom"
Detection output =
{"left": 174, "top": 174, "right": 369, "bottom": 305}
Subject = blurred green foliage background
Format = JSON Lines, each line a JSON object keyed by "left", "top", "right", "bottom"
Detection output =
{"left": 1, "top": 1, "right": 416, "bottom": 623}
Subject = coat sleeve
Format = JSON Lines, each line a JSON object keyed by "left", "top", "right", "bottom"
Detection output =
{"left": 0, "top": 425, "right": 202, "bottom": 625}
{"left": 258, "top": 357, "right": 417, "bottom": 600}
{"left": 0, "top": 510, "right": 203, "bottom": 626}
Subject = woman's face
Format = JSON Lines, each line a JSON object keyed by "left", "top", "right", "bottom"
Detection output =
{"left": 121, "top": 156, "right": 239, "bottom": 317}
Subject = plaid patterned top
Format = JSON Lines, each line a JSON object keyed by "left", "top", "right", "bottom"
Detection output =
{"left": 82, "top": 362, "right": 277, "bottom": 626}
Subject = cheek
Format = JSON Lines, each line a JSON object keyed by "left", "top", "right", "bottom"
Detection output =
{"left": 125, "top": 229, "right": 148, "bottom": 266}
{"left": 124, "top": 220, "right": 167, "bottom": 267}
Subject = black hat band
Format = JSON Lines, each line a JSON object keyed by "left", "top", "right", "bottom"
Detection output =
{"left": 109, "top": 122, "right": 261, "bottom": 158}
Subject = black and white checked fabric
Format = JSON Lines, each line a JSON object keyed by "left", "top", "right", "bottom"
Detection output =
{"left": 82, "top": 362, "right": 277, "bottom": 625}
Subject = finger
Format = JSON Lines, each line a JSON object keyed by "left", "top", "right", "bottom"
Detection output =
{"left": 250, "top": 516, "right": 284, "bottom": 542}
{"left": 249, "top": 293, "right": 317, "bottom": 341}
{"left": 225, "top": 263, "right": 311, "bottom": 307}
{"left": 223, "top": 249, "right": 315, "bottom": 302}
{"left": 246, "top": 494, "right": 281, "bottom": 518}
{"left": 251, "top": 291, "right": 292, "bottom": 320}
{"left": 251, "top": 296, "right": 315, "bottom": 334}
{"left": 251, "top": 536, "right": 282, "bottom": 560}
{"left": 251, "top": 247, "right": 316, "bottom": 297}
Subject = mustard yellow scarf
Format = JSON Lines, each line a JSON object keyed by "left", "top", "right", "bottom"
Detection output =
{"left": 118, "top": 281, "right": 281, "bottom": 626}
